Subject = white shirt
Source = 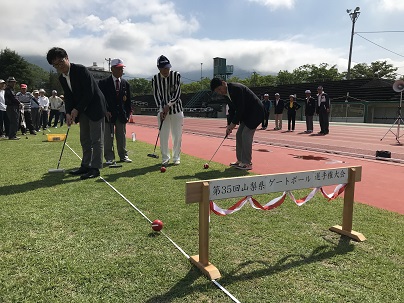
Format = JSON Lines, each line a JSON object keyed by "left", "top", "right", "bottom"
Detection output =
{"left": 62, "top": 67, "right": 72, "bottom": 92}
{"left": 38, "top": 96, "right": 50, "bottom": 110}
{"left": 0, "top": 90, "right": 6, "bottom": 111}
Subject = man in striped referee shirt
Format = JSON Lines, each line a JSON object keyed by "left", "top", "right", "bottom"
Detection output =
{"left": 152, "top": 55, "right": 183, "bottom": 165}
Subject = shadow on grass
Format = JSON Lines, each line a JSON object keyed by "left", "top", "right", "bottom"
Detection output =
{"left": 0, "top": 172, "right": 79, "bottom": 196}
{"left": 173, "top": 167, "right": 249, "bottom": 181}
{"left": 144, "top": 237, "right": 354, "bottom": 302}
{"left": 220, "top": 236, "right": 354, "bottom": 283}
{"left": 101, "top": 163, "right": 163, "bottom": 182}
{"left": 144, "top": 268, "right": 215, "bottom": 303}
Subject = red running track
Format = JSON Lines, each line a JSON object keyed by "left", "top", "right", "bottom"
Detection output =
{"left": 127, "top": 115, "right": 404, "bottom": 215}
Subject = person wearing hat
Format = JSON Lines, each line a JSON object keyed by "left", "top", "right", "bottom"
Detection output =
{"left": 210, "top": 78, "right": 265, "bottom": 171}
{"left": 273, "top": 93, "right": 284, "bottom": 130}
{"left": 4, "top": 77, "right": 23, "bottom": 140}
{"left": 304, "top": 89, "right": 316, "bottom": 133}
{"left": 58, "top": 94, "right": 66, "bottom": 127}
{"left": 152, "top": 55, "right": 183, "bottom": 165}
{"left": 48, "top": 90, "right": 63, "bottom": 128}
{"left": 16, "top": 84, "right": 36, "bottom": 135}
{"left": 0, "top": 79, "right": 9, "bottom": 138}
{"left": 30, "top": 90, "right": 41, "bottom": 132}
{"left": 98, "top": 58, "right": 132, "bottom": 165}
{"left": 316, "top": 86, "right": 330, "bottom": 135}
{"left": 260, "top": 93, "right": 271, "bottom": 130}
{"left": 38, "top": 89, "right": 49, "bottom": 130}
{"left": 284, "top": 94, "right": 301, "bottom": 132}
{"left": 46, "top": 47, "right": 107, "bottom": 180}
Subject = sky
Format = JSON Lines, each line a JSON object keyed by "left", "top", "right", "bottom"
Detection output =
{"left": 1, "top": 0, "right": 404, "bottom": 83}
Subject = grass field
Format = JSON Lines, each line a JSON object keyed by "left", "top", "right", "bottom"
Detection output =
{"left": 0, "top": 125, "right": 403, "bottom": 303}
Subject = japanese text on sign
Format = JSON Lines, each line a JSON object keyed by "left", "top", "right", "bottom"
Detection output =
{"left": 209, "top": 168, "right": 348, "bottom": 200}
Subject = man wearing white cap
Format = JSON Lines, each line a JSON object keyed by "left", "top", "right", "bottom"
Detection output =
{"left": 152, "top": 55, "right": 183, "bottom": 165}
{"left": 273, "top": 93, "right": 284, "bottom": 130}
{"left": 98, "top": 58, "right": 132, "bottom": 164}
{"left": 304, "top": 90, "right": 316, "bottom": 133}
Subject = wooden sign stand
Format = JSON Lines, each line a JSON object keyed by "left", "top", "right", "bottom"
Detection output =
{"left": 186, "top": 166, "right": 366, "bottom": 280}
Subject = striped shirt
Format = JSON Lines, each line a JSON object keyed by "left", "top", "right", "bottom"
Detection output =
{"left": 152, "top": 70, "right": 182, "bottom": 115}
{"left": 16, "top": 92, "right": 33, "bottom": 111}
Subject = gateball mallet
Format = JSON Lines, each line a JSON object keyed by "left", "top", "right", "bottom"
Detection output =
{"left": 203, "top": 134, "right": 228, "bottom": 169}
{"left": 48, "top": 126, "right": 70, "bottom": 173}
{"left": 147, "top": 118, "right": 164, "bottom": 159}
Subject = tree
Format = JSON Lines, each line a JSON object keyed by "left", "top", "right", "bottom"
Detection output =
{"left": 127, "top": 77, "right": 152, "bottom": 96}
{"left": 0, "top": 48, "right": 32, "bottom": 85}
{"left": 345, "top": 61, "right": 398, "bottom": 80}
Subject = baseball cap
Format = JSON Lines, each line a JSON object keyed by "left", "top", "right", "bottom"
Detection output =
{"left": 275, "top": 93, "right": 280, "bottom": 96}
{"left": 7, "top": 76, "right": 16, "bottom": 82}
{"left": 111, "top": 58, "right": 125, "bottom": 67}
{"left": 0, "top": 79, "right": 5, "bottom": 84}
{"left": 20, "top": 84, "right": 27, "bottom": 89}
{"left": 33, "top": 90, "right": 39, "bottom": 94}
{"left": 264, "top": 93, "right": 269, "bottom": 97}
{"left": 157, "top": 55, "right": 171, "bottom": 69}
{"left": 39, "top": 88, "right": 45, "bottom": 93}
{"left": 305, "top": 90, "right": 311, "bottom": 94}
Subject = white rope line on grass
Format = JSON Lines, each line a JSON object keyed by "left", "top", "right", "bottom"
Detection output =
{"left": 65, "top": 143, "right": 241, "bottom": 303}
{"left": 212, "top": 280, "right": 242, "bottom": 303}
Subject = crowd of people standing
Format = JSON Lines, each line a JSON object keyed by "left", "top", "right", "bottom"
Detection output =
{"left": 259, "top": 87, "right": 330, "bottom": 135}
{"left": 0, "top": 77, "right": 66, "bottom": 140}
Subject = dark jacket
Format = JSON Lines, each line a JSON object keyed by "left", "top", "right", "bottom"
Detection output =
{"left": 316, "top": 92, "right": 330, "bottom": 114}
{"left": 59, "top": 63, "right": 106, "bottom": 121}
{"left": 98, "top": 76, "right": 132, "bottom": 123}
{"left": 284, "top": 100, "right": 301, "bottom": 113}
{"left": 227, "top": 82, "right": 265, "bottom": 129}
{"left": 4, "top": 86, "right": 20, "bottom": 106}
{"left": 305, "top": 96, "right": 316, "bottom": 116}
{"left": 273, "top": 98, "right": 285, "bottom": 114}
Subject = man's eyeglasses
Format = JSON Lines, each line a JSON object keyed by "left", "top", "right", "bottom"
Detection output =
{"left": 52, "top": 58, "right": 66, "bottom": 68}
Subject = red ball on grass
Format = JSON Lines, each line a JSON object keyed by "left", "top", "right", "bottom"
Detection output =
{"left": 151, "top": 219, "right": 163, "bottom": 231}
{"left": 203, "top": 163, "right": 209, "bottom": 169}
{"left": 160, "top": 166, "right": 166, "bottom": 173}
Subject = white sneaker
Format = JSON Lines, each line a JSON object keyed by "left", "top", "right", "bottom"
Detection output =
{"left": 105, "top": 160, "right": 114, "bottom": 165}
{"left": 173, "top": 160, "right": 180, "bottom": 165}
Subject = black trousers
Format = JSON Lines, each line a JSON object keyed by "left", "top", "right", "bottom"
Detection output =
{"left": 0, "top": 110, "right": 9, "bottom": 136}
{"left": 318, "top": 109, "right": 329, "bottom": 134}
{"left": 6, "top": 105, "right": 19, "bottom": 138}
{"left": 287, "top": 111, "right": 296, "bottom": 130}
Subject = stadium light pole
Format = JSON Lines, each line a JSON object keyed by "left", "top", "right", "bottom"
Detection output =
{"left": 346, "top": 7, "right": 360, "bottom": 80}
{"left": 200, "top": 63, "right": 203, "bottom": 90}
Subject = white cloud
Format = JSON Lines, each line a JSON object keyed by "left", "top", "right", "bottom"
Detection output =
{"left": 247, "top": 0, "right": 295, "bottom": 10}
{"left": 377, "top": 0, "right": 404, "bottom": 12}
{"left": 0, "top": 0, "right": 403, "bottom": 80}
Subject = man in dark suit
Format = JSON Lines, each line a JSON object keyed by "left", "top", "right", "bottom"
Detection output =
{"left": 98, "top": 58, "right": 132, "bottom": 165}
{"left": 304, "top": 89, "right": 316, "bottom": 133}
{"left": 273, "top": 93, "right": 284, "bottom": 130}
{"left": 46, "top": 47, "right": 107, "bottom": 179}
{"left": 316, "top": 86, "right": 330, "bottom": 135}
{"left": 210, "top": 78, "right": 265, "bottom": 171}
